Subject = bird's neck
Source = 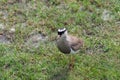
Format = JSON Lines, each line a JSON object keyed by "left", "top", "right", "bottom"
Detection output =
{"left": 61, "top": 34, "right": 67, "bottom": 39}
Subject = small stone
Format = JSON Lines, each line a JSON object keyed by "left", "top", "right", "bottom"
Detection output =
{"left": 9, "top": 28, "right": 15, "bottom": 33}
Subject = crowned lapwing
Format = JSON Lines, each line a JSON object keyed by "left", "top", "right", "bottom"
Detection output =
{"left": 56, "top": 28, "right": 83, "bottom": 69}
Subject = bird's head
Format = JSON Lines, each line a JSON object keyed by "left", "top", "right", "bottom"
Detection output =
{"left": 57, "top": 28, "right": 67, "bottom": 38}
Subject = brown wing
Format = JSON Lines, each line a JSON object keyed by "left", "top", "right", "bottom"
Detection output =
{"left": 68, "top": 35, "right": 83, "bottom": 51}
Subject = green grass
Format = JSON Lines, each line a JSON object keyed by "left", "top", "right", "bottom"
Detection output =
{"left": 0, "top": 0, "right": 120, "bottom": 80}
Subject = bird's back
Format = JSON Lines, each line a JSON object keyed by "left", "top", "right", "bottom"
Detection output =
{"left": 66, "top": 35, "right": 83, "bottom": 52}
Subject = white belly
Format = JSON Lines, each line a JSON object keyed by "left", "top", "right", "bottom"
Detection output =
{"left": 70, "top": 48, "right": 80, "bottom": 54}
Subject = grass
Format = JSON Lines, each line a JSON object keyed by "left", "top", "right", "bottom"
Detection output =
{"left": 0, "top": 0, "right": 120, "bottom": 80}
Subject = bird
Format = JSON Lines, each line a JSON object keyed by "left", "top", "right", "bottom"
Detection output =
{"left": 56, "top": 28, "right": 83, "bottom": 54}
{"left": 56, "top": 28, "right": 83, "bottom": 69}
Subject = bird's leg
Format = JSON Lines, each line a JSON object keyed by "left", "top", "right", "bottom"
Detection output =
{"left": 69, "top": 55, "right": 74, "bottom": 70}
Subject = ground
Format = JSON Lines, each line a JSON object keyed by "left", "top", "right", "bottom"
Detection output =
{"left": 0, "top": 0, "right": 120, "bottom": 80}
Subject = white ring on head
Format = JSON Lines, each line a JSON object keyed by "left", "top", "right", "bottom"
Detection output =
{"left": 58, "top": 28, "right": 66, "bottom": 32}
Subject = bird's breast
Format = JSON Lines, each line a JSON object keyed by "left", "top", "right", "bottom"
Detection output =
{"left": 56, "top": 38, "right": 71, "bottom": 54}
